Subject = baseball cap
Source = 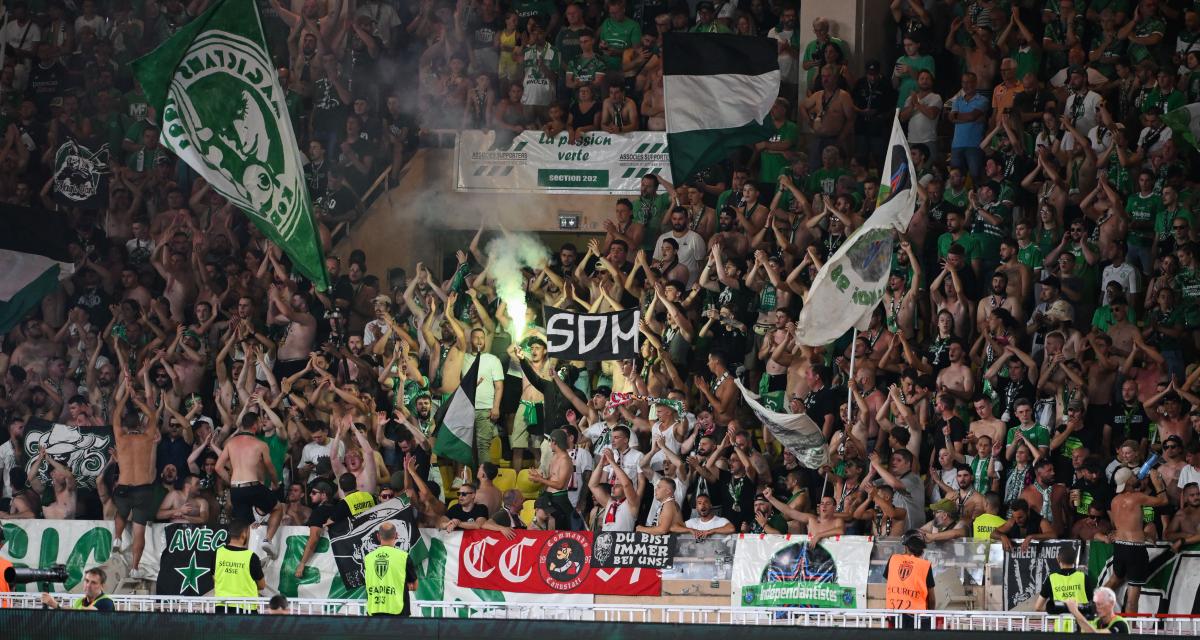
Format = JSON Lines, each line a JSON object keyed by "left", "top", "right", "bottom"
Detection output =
{"left": 1114, "top": 467, "right": 1134, "bottom": 493}
{"left": 696, "top": 0, "right": 715, "bottom": 10}
{"left": 866, "top": 60, "right": 881, "bottom": 73}
{"left": 930, "top": 498, "right": 958, "bottom": 515}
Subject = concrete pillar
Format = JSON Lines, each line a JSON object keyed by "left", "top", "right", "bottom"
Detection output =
{"left": 797, "top": 0, "right": 892, "bottom": 94}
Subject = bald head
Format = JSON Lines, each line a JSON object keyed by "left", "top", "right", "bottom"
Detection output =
{"left": 378, "top": 522, "right": 398, "bottom": 542}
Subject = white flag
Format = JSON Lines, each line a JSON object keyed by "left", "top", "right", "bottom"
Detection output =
{"left": 795, "top": 115, "right": 917, "bottom": 347}
{"left": 735, "top": 379, "right": 827, "bottom": 469}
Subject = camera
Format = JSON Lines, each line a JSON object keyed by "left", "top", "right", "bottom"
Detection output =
{"left": 5, "top": 564, "right": 69, "bottom": 584}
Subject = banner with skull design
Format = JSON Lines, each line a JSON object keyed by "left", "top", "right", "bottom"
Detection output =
{"left": 328, "top": 497, "right": 421, "bottom": 589}
{"left": 23, "top": 419, "right": 115, "bottom": 489}
{"left": 52, "top": 141, "right": 110, "bottom": 209}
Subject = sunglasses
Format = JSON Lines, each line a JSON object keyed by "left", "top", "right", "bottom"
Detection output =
{"left": 1164, "top": 444, "right": 1180, "bottom": 450}
{"left": 458, "top": 491, "right": 475, "bottom": 496}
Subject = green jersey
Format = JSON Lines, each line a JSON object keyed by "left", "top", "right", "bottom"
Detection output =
{"left": 1126, "top": 191, "right": 1162, "bottom": 245}
{"left": 598, "top": 18, "right": 641, "bottom": 70}
{"left": 759, "top": 120, "right": 797, "bottom": 184}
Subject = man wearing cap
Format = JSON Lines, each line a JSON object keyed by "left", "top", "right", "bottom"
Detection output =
{"left": 851, "top": 60, "right": 896, "bottom": 166}
{"left": 884, "top": 531, "right": 936, "bottom": 621}
{"left": 917, "top": 499, "right": 967, "bottom": 541}
{"left": 1104, "top": 465, "right": 1167, "bottom": 613}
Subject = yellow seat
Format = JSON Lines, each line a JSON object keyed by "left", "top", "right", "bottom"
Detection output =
{"left": 515, "top": 469, "right": 542, "bottom": 499}
{"left": 490, "top": 437, "right": 511, "bottom": 468}
{"left": 494, "top": 468, "right": 517, "bottom": 493}
{"left": 447, "top": 499, "right": 459, "bottom": 510}
{"left": 519, "top": 499, "right": 537, "bottom": 526}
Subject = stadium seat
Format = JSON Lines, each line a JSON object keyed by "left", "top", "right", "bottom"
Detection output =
{"left": 520, "top": 499, "right": 536, "bottom": 526}
{"left": 490, "top": 437, "right": 511, "bottom": 468}
{"left": 447, "top": 499, "right": 458, "bottom": 510}
{"left": 494, "top": 468, "right": 517, "bottom": 493}
{"left": 515, "top": 469, "right": 542, "bottom": 499}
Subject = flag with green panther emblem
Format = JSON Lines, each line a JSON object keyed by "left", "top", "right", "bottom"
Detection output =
{"left": 132, "top": 0, "right": 328, "bottom": 290}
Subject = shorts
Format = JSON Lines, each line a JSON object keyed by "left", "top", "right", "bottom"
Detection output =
{"left": 230, "top": 483, "right": 278, "bottom": 522}
{"left": 113, "top": 484, "right": 156, "bottom": 525}
{"left": 510, "top": 401, "right": 545, "bottom": 449}
{"left": 1112, "top": 541, "right": 1151, "bottom": 586}
{"left": 272, "top": 358, "right": 307, "bottom": 380}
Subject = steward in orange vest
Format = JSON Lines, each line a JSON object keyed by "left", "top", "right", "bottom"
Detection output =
{"left": 884, "top": 530, "right": 935, "bottom": 611}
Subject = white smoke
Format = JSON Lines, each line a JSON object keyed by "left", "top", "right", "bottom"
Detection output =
{"left": 485, "top": 234, "right": 549, "bottom": 339}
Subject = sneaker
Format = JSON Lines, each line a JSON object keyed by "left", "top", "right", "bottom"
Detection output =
{"left": 261, "top": 541, "right": 278, "bottom": 559}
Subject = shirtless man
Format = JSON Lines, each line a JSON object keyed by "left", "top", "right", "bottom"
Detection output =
{"left": 977, "top": 272, "right": 1024, "bottom": 336}
{"left": 267, "top": 285, "right": 318, "bottom": 380}
{"left": 167, "top": 325, "right": 207, "bottom": 396}
{"left": 282, "top": 482, "right": 313, "bottom": 526}
{"left": 150, "top": 242, "right": 197, "bottom": 322}
{"left": 216, "top": 411, "right": 283, "bottom": 558}
{"left": 852, "top": 483, "right": 908, "bottom": 537}
{"left": 969, "top": 395, "right": 1008, "bottom": 446}
{"left": 637, "top": 477, "right": 683, "bottom": 534}
{"left": 33, "top": 450, "right": 77, "bottom": 520}
{"left": 936, "top": 339, "right": 975, "bottom": 407}
{"left": 695, "top": 351, "right": 738, "bottom": 427}
{"left": 510, "top": 340, "right": 550, "bottom": 471}
{"left": 10, "top": 319, "right": 59, "bottom": 377}
{"left": 474, "top": 463, "right": 502, "bottom": 516}
{"left": 529, "top": 428, "right": 575, "bottom": 530}
{"left": 85, "top": 355, "right": 119, "bottom": 423}
{"left": 945, "top": 19, "right": 997, "bottom": 88}
{"left": 1165, "top": 482, "right": 1200, "bottom": 551}
{"left": 882, "top": 244, "right": 921, "bottom": 340}
{"left": 424, "top": 292, "right": 467, "bottom": 397}
{"left": 996, "top": 238, "right": 1034, "bottom": 306}
{"left": 1083, "top": 333, "right": 1121, "bottom": 409}
{"left": 936, "top": 464, "right": 989, "bottom": 523}
{"left": 1020, "top": 459, "right": 1072, "bottom": 535}
{"left": 111, "top": 376, "right": 161, "bottom": 578}
{"left": 330, "top": 418, "right": 379, "bottom": 494}
{"left": 156, "top": 475, "right": 209, "bottom": 524}
{"left": 799, "top": 65, "right": 856, "bottom": 162}
{"left": 763, "top": 489, "right": 845, "bottom": 544}
{"left": 1104, "top": 468, "right": 1168, "bottom": 613}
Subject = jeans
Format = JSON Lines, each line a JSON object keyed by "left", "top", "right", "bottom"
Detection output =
{"left": 950, "top": 146, "right": 984, "bottom": 180}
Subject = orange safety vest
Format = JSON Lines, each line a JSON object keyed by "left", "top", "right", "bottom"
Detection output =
{"left": 885, "top": 553, "right": 930, "bottom": 610}
{"left": 0, "top": 555, "right": 12, "bottom": 608}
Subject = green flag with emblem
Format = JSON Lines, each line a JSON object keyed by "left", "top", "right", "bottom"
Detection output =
{"left": 131, "top": 0, "right": 329, "bottom": 290}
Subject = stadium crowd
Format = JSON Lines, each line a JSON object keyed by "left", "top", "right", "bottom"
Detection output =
{"left": 1, "top": 0, "right": 1200, "bottom": 617}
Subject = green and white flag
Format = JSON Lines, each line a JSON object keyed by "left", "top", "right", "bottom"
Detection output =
{"left": 0, "top": 205, "right": 75, "bottom": 334}
{"left": 432, "top": 356, "right": 481, "bottom": 466}
{"left": 795, "top": 116, "right": 917, "bottom": 347}
{"left": 131, "top": 0, "right": 328, "bottom": 290}
{"left": 1164, "top": 103, "right": 1200, "bottom": 151}
{"left": 663, "top": 32, "right": 779, "bottom": 184}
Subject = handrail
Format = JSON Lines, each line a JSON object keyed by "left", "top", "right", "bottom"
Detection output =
{"left": 3, "top": 593, "right": 1200, "bottom": 634}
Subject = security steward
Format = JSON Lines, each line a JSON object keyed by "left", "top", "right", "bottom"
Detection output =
{"left": 1066, "top": 587, "right": 1130, "bottom": 634}
{"left": 214, "top": 519, "right": 266, "bottom": 613}
{"left": 1035, "top": 547, "right": 1095, "bottom": 631}
{"left": 883, "top": 530, "right": 936, "bottom": 628}
{"left": 341, "top": 473, "right": 377, "bottom": 517}
{"left": 363, "top": 522, "right": 417, "bottom": 616}
{"left": 39, "top": 567, "right": 114, "bottom": 611}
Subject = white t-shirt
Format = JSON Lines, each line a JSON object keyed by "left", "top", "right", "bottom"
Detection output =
{"left": 1, "top": 20, "right": 41, "bottom": 55}
{"left": 1179, "top": 465, "right": 1200, "bottom": 489}
{"left": 300, "top": 439, "right": 345, "bottom": 467}
{"left": 1101, "top": 262, "right": 1139, "bottom": 304}
{"left": 905, "top": 92, "right": 942, "bottom": 144}
{"left": 464, "top": 352, "right": 506, "bottom": 410}
{"left": 1137, "top": 124, "right": 1172, "bottom": 155}
{"left": 654, "top": 230, "right": 706, "bottom": 286}
{"left": 567, "top": 446, "right": 594, "bottom": 506}
{"left": 1062, "top": 91, "right": 1102, "bottom": 151}
{"left": 601, "top": 447, "right": 644, "bottom": 485}
{"left": 767, "top": 27, "right": 798, "bottom": 82}
{"left": 684, "top": 515, "right": 732, "bottom": 531}
{"left": 0, "top": 440, "right": 17, "bottom": 499}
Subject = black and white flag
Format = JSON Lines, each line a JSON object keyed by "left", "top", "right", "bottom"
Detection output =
{"left": 544, "top": 306, "right": 640, "bottom": 361}
{"left": 52, "top": 141, "right": 110, "bottom": 209}
{"left": 23, "top": 418, "right": 114, "bottom": 489}
{"left": 327, "top": 498, "right": 421, "bottom": 589}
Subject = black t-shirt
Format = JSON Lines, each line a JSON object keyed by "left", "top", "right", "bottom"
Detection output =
{"left": 804, "top": 386, "right": 836, "bottom": 433}
{"left": 716, "top": 469, "right": 754, "bottom": 530}
{"left": 306, "top": 501, "right": 346, "bottom": 528}
{"left": 223, "top": 544, "right": 265, "bottom": 580}
{"left": 1106, "top": 403, "right": 1150, "bottom": 453}
{"left": 923, "top": 415, "right": 967, "bottom": 473}
{"left": 446, "top": 503, "right": 489, "bottom": 523}
{"left": 1009, "top": 510, "right": 1045, "bottom": 539}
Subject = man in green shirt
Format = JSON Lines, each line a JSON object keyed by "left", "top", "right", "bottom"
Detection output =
{"left": 802, "top": 17, "right": 846, "bottom": 88}
{"left": 598, "top": 0, "right": 641, "bottom": 71}
{"left": 1006, "top": 398, "right": 1051, "bottom": 457}
{"left": 892, "top": 37, "right": 935, "bottom": 107}
{"left": 364, "top": 522, "right": 418, "bottom": 616}
{"left": 938, "top": 210, "right": 983, "bottom": 271}
{"left": 1126, "top": 169, "right": 1162, "bottom": 273}
{"left": 757, "top": 98, "right": 797, "bottom": 187}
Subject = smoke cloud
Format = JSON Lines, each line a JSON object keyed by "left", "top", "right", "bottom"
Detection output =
{"left": 485, "top": 234, "right": 549, "bottom": 339}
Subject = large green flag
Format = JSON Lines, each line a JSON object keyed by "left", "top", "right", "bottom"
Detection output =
{"left": 132, "top": 0, "right": 328, "bottom": 290}
{"left": 1163, "top": 103, "right": 1200, "bottom": 151}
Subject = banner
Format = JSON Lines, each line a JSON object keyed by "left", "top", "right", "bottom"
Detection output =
{"left": 1089, "top": 541, "right": 1200, "bottom": 614}
{"left": 731, "top": 534, "right": 871, "bottom": 609}
{"left": 131, "top": 0, "right": 329, "bottom": 290}
{"left": 592, "top": 532, "right": 676, "bottom": 569}
{"left": 0, "top": 520, "right": 114, "bottom": 593}
{"left": 457, "top": 530, "right": 661, "bottom": 596}
{"left": 734, "top": 380, "right": 826, "bottom": 469}
{"left": 1003, "top": 540, "right": 1081, "bottom": 610}
{"left": 23, "top": 419, "right": 114, "bottom": 489}
{"left": 663, "top": 535, "right": 736, "bottom": 581}
{"left": 327, "top": 498, "right": 421, "bottom": 589}
{"left": 52, "top": 141, "right": 110, "bottom": 209}
{"left": 156, "top": 524, "right": 228, "bottom": 595}
{"left": 456, "top": 130, "right": 672, "bottom": 194}
{"left": 545, "top": 306, "right": 640, "bottom": 362}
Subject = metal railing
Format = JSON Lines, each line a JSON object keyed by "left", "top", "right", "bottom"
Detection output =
{"left": 5, "top": 593, "right": 1200, "bottom": 634}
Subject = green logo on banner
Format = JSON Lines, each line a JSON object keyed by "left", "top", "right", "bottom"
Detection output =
{"left": 537, "top": 169, "right": 608, "bottom": 188}
{"left": 741, "top": 580, "right": 857, "bottom": 608}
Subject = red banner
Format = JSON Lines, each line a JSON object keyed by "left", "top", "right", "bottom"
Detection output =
{"left": 457, "top": 530, "right": 661, "bottom": 596}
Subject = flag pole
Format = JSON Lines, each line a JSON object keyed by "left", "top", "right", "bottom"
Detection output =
{"left": 822, "top": 328, "right": 857, "bottom": 500}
